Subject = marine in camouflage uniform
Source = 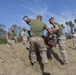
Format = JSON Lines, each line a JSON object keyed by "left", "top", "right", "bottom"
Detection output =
{"left": 21, "top": 27, "right": 28, "bottom": 48}
{"left": 6, "top": 26, "right": 18, "bottom": 49}
{"left": 24, "top": 16, "right": 52, "bottom": 64}
{"left": 72, "top": 33, "right": 76, "bottom": 49}
{"left": 49, "top": 17, "right": 69, "bottom": 64}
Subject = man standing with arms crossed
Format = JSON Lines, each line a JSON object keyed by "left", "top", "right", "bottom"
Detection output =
{"left": 49, "top": 17, "right": 69, "bottom": 64}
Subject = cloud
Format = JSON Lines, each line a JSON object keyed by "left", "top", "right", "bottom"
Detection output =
{"left": 18, "top": 2, "right": 48, "bottom": 17}
{"left": 18, "top": 1, "right": 76, "bottom": 29}
{"left": 20, "top": 3, "right": 76, "bottom": 22}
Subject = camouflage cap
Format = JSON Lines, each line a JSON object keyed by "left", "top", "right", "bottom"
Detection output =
{"left": 22, "top": 27, "right": 26, "bottom": 30}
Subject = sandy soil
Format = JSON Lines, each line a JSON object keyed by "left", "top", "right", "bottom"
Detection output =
{"left": 0, "top": 39, "right": 76, "bottom": 75}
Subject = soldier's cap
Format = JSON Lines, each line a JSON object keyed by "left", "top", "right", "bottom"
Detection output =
{"left": 49, "top": 17, "right": 54, "bottom": 21}
{"left": 22, "top": 27, "right": 26, "bottom": 30}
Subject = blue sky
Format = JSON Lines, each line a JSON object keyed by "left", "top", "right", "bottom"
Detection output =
{"left": 0, "top": 0, "right": 76, "bottom": 32}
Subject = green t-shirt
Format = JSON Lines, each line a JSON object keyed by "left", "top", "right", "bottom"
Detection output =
{"left": 29, "top": 19, "right": 47, "bottom": 36}
{"left": 7, "top": 31, "right": 15, "bottom": 40}
{"left": 53, "top": 22, "right": 63, "bottom": 37}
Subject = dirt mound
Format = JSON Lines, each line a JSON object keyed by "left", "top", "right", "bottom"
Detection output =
{"left": 0, "top": 39, "right": 76, "bottom": 75}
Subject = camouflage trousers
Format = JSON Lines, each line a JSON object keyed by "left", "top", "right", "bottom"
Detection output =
{"left": 73, "top": 38, "right": 76, "bottom": 48}
{"left": 7, "top": 39, "right": 15, "bottom": 49}
{"left": 58, "top": 35, "right": 69, "bottom": 63}
{"left": 22, "top": 36, "right": 28, "bottom": 48}
{"left": 72, "top": 33, "right": 76, "bottom": 48}
{"left": 30, "top": 36, "right": 48, "bottom": 64}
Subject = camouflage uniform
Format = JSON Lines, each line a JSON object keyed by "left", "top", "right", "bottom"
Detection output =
{"left": 72, "top": 33, "right": 76, "bottom": 48}
{"left": 53, "top": 22, "right": 69, "bottom": 64}
{"left": 30, "top": 36, "right": 48, "bottom": 63}
{"left": 7, "top": 31, "right": 15, "bottom": 49}
{"left": 7, "top": 39, "right": 15, "bottom": 49}
{"left": 58, "top": 35, "right": 68, "bottom": 63}
{"left": 21, "top": 30, "right": 28, "bottom": 48}
{"left": 28, "top": 19, "right": 48, "bottom": 64}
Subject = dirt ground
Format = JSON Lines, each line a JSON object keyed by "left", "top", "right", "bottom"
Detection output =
{"left": 0, "top": 39, "right": 76, "bottom": 75}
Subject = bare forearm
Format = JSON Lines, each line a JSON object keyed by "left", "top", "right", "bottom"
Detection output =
{"left": 52, "top": 29, "right": 58, "bottom": 34}
{"left": 6, "top": 35, "right": 9, "bottom": 42}
{"left": 52, "top": 24, "right": 59, "bottom": 34}
{"left": 15, "top": 37, "right": 18, "bottom": 43}
{"left": 45, "top": 27, "right": 52, "bottom": 34}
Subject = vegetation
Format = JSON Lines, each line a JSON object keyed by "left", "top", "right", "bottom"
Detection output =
{"left": 0, "top": 24, "right": 23, "bottom": 44}
{"left": 0, "top": 18, "right": 76, "bottom": 44}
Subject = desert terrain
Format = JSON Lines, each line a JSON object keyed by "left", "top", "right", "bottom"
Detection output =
{"left": 0, "top": 39, "right": 76, "bottom": 75}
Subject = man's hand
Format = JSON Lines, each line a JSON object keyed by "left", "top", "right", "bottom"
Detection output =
{"left": 7, "top": 40, "right": 11, "bottom": 44}
{"left": 45, "top": 26, "right": 52, "bottom": 34}
{"left": 14, "top": 37, "right": 18, "bottom": 43}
